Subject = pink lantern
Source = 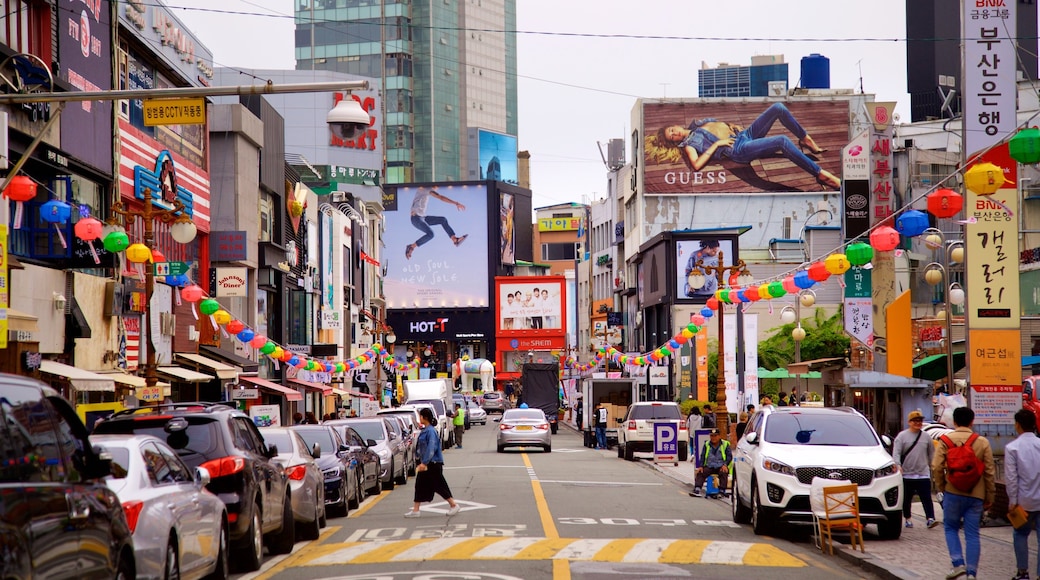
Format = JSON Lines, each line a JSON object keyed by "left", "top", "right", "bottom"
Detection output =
{"left": 869, "top": 225, "right": 901, "bottom": 252}
{"left": 782, "top": 277, "right": 799, "bottom": 293}
{"left": 74, "top": 217, "right": 104, "bottom": 264}
{"left": 180, "top": 284, "right": 205, "bottom": 303}
{"left": 250, "top": 335, "right": 268, "bottom": 349}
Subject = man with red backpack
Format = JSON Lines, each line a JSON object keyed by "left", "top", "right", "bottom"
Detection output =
{"left": 931, "top": 406, "right": 997, "bottom": 580}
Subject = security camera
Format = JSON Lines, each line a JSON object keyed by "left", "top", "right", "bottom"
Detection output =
{"left": 326, "top": 98, "right": 370, "bottom": 140}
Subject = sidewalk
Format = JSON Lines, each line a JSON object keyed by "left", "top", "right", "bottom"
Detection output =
{"left": 647, "top": 459, "right": 1020, "bottom": 580}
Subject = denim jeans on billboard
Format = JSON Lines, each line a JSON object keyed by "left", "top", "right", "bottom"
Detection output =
{"left": 728, "top": 103, "right": 821, "bottom": 177}
{"left": 411, "top": 215, "right": 456, "bottom": 247}
{"left": 942, "top": 492, "right": 984, "bottom": 574}
{"left": 1013, "top": 510, "right": 1040, "bottom": 575}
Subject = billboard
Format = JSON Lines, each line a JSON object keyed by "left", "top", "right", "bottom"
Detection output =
{"left": 496, "top": 277, "right": 567, "bottom": 333}
{"left": 470, "top": 129, "right": 519, "bottom": 185}
{"left": 500, "top": 191, "right": 516, "bottom": 265}
{"left": 383, "top": 184, "right": 489, "bottom": 308}
{"left": 675, "top": 238, "right": 736, "bottom": 302}
{"left": 59, "top": 0, "right": 113, "bottom": 174}
{"left": 642, "top": 100, "right": 849, "bottom": 194}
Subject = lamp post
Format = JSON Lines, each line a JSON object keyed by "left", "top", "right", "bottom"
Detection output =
{"left": 780, "top": 289, "right": 816, "bottom": 398}
{"left": 686, "top": 251, "right": 753, "bottom": 440}
{"left": 921, "top": 228, "right": 965, "bottom": 392}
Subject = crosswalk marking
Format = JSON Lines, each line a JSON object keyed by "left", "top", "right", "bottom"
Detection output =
{"left": 299, "top": 537, "right": 806, "bottom": 567}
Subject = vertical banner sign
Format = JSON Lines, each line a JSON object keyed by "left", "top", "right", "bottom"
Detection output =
{"left": 963, "top": 0, "right": 1017, "bottom": 159}
{"left": 742, "top": 314, "right": 758, "bottom": 411}
{"left": 723, "top": 313, "right": 739, "bottom": 415}
{"left": 866, "top": 102, "right": 896, "bottom": 372}
{"left": 696, "top": 326, "right": 709, "bottom": 399}
{"left": 653, "top": 421, "right": 679, "bottom": 464}
{"left": 0, "top": 225, "right": 7, "bottom": 350}
{"left": 842, "top": 129, "right": 871, "bottom": 240}
{"left": 844, "top": 268, "right": 873, "bottom": 346}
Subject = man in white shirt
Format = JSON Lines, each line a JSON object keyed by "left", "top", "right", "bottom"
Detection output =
{"left": 1008, "top": 408, "right": 1040, "bottom": 580}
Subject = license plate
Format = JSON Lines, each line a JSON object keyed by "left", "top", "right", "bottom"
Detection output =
{"left": 516, "top": 425, "right": 533, "bottom": 431}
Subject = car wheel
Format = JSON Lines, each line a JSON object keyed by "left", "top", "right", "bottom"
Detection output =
{"left": 678, "top": 443, "right": 688, "bottom": 462}
{"left": 750, "top": 480, "right": 773, "bottom": 536}
{"left": 319, "top": 496, "right": 328, "bottom": 527}
{"left": 395, "top": 461, "right": 408, "bottom": 485}
{"left": 164, "top": 538, "right": 180, "bottom": 580}
{"left": 367, "top": 472, "right": 382, "bottom": 496}
{"left": 349, "top": 473, "right": 362, "bottom": 509}
{"left": 300, "top": 497, "right": 321, "bottom": 541}
{"left": 383, "top": 462, "right": 396, "bottom": 490}
{"left": 876, "top": 511, "right": 904, "bottom": 540}
{"left": 616, "top": 443, "right": 624, "bottom": 458}
{"left": 114, "top": 550, "right": 135, "bottom": 580}
{"left": 545, "top": 444, "right": 552, "bottom": 453}
{"left": 333, "top": 481, "right": 349, "bottom": 517}
{"left": 266, "top": 494, "right": 296, "bottom": 555}
{"left": 623, "top": 444, "right": 634, "bottom": 461}
{"left": 497, "top": 444, "right": 504, "bottom": 453}
{"left": 234, "top": 504, "right": 263, "bottom": 573}
{"left": 731, "top": 473, "right": 752, "bottom": 524}
{"left": 407, "top": 457, "right": 417, "bottom": 477}
{"left": 203, "top": 521, "right": 228, "bottom": 580}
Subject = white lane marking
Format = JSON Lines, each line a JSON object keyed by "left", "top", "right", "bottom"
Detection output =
{"left": 538, "top": 480, "right": 663, "bottom": 486}
{"left": 309, "top": 542, "right": 386, "bottom": 565}
{"left": 445, "top": 465, "right": 529, "bottom": 470}
{"left": 622, "top": 539, "right": 672, "bottom": 562}
{"left": 700, "top": 541, "right": 753, "bottom": 564}
{"left": 552, "top": 538, "right": 614, "bottom": 559}
{"left": 421, "top": 499, "right": 496, "bottom": 514}
{"left": 471, "top": 537, "right": 543, "bottom": 558}
{"left": 390, "top": 537, "right": 473, "bottom": 561}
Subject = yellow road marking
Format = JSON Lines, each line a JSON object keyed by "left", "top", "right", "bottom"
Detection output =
{"left": 515, "top": 538, "right": 576, "bottom": 559}
{"left": 661, "top": 539, "right": 711, "bottom": 564}
{"left": 593, "top": 538, "right": 644, "bottom": 562}
{"left": 349, "top": 538, "right": 432, "bottom": 564}
{"left": 522, "top": 452, "right": 570, "bottom": 579}
{"left": 431, "top": 537, "right": 504, "bottom": 560}
{"left": 349, "top": 487, "right": 390, "bottom": 517}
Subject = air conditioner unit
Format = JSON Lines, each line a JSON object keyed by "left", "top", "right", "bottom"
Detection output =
{"left": 768, "top": 81, "right": 788, "bottom": 96}
{"left": 331, "top": 191, "right": 348, "bottom": 203}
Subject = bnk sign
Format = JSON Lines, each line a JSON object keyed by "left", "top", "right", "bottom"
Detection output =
{"left": 410, "top": 318, "right": 449, "bottom": 333}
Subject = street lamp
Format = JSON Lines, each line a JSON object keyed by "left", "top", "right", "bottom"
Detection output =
{"left": 780, "top": 288, "right": 816, "bottom": 396}
{"left": 921, "top": 227, "right": 965, "bottom": 391}
{"left": 686, "top": 250, "right": 753, "bottom": 439}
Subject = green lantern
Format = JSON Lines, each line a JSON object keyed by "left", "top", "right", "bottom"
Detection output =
{"left": 846, "top": 241, "right": 875, "bottom": 266}
{"left": 719, "top": 289, "right": 731, "bottom": 303}
{"left": 199, "top": 299, "right": 220, "bottom": 316}
{"left": 102, "top": 231, "right": 130, "bottom": 253}
{"left": 767, "top": 281, "right": 787, "bottom": 298}
{"left": 1010, "top": 127, "right": 1040, "bottom": 165}
{"left": 260, "top": 341, "right": 276, "bottom": 355}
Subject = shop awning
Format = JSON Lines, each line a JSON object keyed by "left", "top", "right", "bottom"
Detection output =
{"left": 912, "top": 352, "right": 966, "bottom": 382}
{"left": 240, "top": 375, "right": 303, "bottom": 401}
{"left": 5, "top": 308, "right": 38, "bottom": 333}
{"left": 97, "top": 370, "right": 171, "bottom": 396}
{"left": 289, "top": 378, "right": 333, "bottom": 395}
{"left": 158, "top": 366, "right": 214, "bottom": 383}
{"left": 175, "top": 353, "right": 241, "bottom": 380}
{"left": 200, "top": 345, "right": 259, "bottom": 373}
{"left": 39, "top": 360, "right": 115, "bottom": 392}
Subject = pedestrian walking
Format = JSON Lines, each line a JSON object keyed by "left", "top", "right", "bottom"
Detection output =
{"left": 931, "top": 406, "right": 996, "bottom": 580}
{"left": 594, "top": 403, "right": 608, "bottom": 449}
{"left": 893, "top": 410, "right": 938, "bottom": 529}
{"left": 405, "top": 407, "right": 461, "bottom": 518}
{"left": 701, "top": 404, "right": 716, "bottom": 429}
{"left": 453, "top": 403, "right": 465, "bottom": 449}
{"left": 690, "top": 428, "right": 732, "bottom": 497}
{"left": 686, "top": 407, "right": 703, "bottom": 461}
{"left": 1007, "top": 408, "right": 1040, "bottom": 580}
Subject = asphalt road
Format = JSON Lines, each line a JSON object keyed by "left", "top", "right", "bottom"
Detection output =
{"left": 236, "top": 420, "right": 881, "bottom": 580}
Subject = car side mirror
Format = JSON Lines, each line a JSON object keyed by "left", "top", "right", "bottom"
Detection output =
{"left": 881, "top": 435, "right": 893, "bottom": 449}
{"left": 195, "top": 466, "right": 212, "bottom": 487}
{"left": 311, "top": 442, "right": 322, "bottom": 459}
{"left": 745, "top": 432, "right": 759, "bottom": 445}
{"left": 366, "top": 438, "right": 378, "bottom": 447}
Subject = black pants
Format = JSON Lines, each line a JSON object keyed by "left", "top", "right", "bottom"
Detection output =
{"left": 902, "top": 477, "right": 936, "bottom": 519}
{"left": 414, "top": 462, "right": 453, "bottom": 503}
{"left": 695, "top": 467, "right": 729, "bottom": 491}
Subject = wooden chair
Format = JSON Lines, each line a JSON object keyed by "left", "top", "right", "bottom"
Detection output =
{"left": 817, "top": 483, "right": 865, "bottom": 555}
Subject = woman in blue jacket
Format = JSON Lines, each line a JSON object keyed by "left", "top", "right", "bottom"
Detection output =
{"left": 405, "top": 407, "right": 461, "bottom": 518}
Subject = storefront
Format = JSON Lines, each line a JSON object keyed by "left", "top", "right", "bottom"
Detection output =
{"left": 387, "top": 309, "right": 494, "bottom": 379}
{"left": 237, "top": 375, "right": 304, "bottom": 426}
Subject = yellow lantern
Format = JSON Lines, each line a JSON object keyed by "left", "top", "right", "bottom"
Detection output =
{"left": 125, "top": 243, "right": 153, "bottom": 264}
{"left": 212, "top": 310, "right": 232, "bottom": 325}
{"left": 824, "top": 253, "right": 850, "bottom": 275}
{"left": 271, "top": 346, "right": 284, "bottom": 360}
{"left": 925, "top": 268, "right": 944, "bottom": 286}
{"left": 758, "top": 283, "right": 772, "bottom": 299}
{"left": 964, "top": 162, "right": 1008, "bottom": 195}
{"left": 950, "top": 246, "right": 964, "bottom": 264}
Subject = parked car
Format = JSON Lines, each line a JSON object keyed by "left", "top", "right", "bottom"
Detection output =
{"left": 91, "top": 434, "right": 229, "bottom": 580}
{"left": 0, "top": 373, "right": 136, "bottom": 579}
{"left": 260, "top": 427, "right": 327, "bottom": 539}
{"left": 290, "top": 424, "right": 363, "bottom": 515}
{"left": 616, "top": 401, "right": 687, "bottom": 461}
{"left": 94, "top": 401, "right": 295, "bottom": 572}
{"left": 326, "top": 418, "right": 406, "bottom": 491}
{"left": 379, "top": 413, "right": 418, "bottom": 475}
{"left": 335, "top": 424, "right": 382, "bottom": 498}
{"left": 467, "top": 399, "right": 488, "bottom": 425}
{"left": 482, "top": 391, "right": 510, "bottom": 414}
{"left": 731, "top": 405, "right": 903, "bottom": 539}
{"left": 496, "top": 407, "right": 552, "bottom": 453}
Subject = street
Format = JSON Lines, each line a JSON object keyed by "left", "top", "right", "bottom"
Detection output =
{"left": 234, "top": 422, "right": 881, "bottom": 580}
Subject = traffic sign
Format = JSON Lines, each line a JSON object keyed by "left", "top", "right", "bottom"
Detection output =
{"left": 154, "top": 261, "right": 190, "bottom": 276}
{"left": 143, "top": 98, "right": 206, "bottom": 126}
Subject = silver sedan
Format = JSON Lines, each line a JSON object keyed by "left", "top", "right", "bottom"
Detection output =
{"left": 496, "top": 408, "right": 552, "bottom": 453}
{"left": 260, "top": 427, "right": 327, "bottom": 540}
{"left": 91, "top": 434, "right": 229, "bottom": 580}
{"left": 467, "top": 400, "right": 488, "bottom": 425}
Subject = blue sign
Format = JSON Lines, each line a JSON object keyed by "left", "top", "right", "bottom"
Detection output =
{"left": 653, "top": 422, "right": 678, "bottom": 463}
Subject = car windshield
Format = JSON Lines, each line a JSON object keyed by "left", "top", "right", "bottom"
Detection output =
{"left": 763, "top": 412, "right": 880, "bottom": 446}
{"left": 411, "top": 399, "right": 445, "bottom": 416}
{"left": 503, "top": 410, "right": 545, "bottom": 421}
{"left": 628, "top": 405, "right": 682, "bottom": 420}
{"left": 294, "top": 428, "right": 336, "bottom": 454}
{"left": 261, "top": 431, "right": 293, "bottom": 454}
{"left": 484, "top": 393, "right": 501, "bottom": 400}
{"left": 467, "top": 401, "right": 480, "bottom": 409}
{"left": 343, "top": 421, "right": 385, "bottom": 441}
{"left": 93, "top": 416, "right": 220, "bottom": 468}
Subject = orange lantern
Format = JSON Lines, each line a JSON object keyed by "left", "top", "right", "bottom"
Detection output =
{"left": 926, "top": 189, "right": 963, "bottom": 219}
{"left": 3, "top": 175, "right": 37, "bottom": 229}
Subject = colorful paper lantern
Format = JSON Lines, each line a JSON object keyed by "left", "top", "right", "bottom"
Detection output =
{"left": 199, "top": 299, "right": 220, "bottom": 316}
{"left": 781, "top": 277, "right": 799, "bottom": 293}
{"left": 700, "top": 307, "right": 714, "bottom": 318}
{"left": 1009, "top": 127, "right": 1040, "bottom": 164}
{"left": 706, "top": 297, "right": 719, "bottom": 311}
{"left": 260, "top": 341, "right": 277, "bottom": 355}
{"left": 691, "top": 314, "right": 705, "bottom": 326}
{"left": 180, "top": 284, "right": 205, "bottom": 303}
{"left": 767, "top": 281, "right": 787, "bottom": 298}
{"left": 964, "top": 161, "right": 1006, "bottom": 195}
{"left": 287, "top": 356, "right": 300, "bottom": 367}
{"left": 212, "top": 310, "right": 231, "bottom": 325}
{"left": 870, "top": 226, "right": 900, "bottom": 252}
{"left": 794, "top": 270, "right": 814, "bottom": 289}
{"left": 807, "top": 262, "right": 831, "bottom": 282}
{"left": 125, "top": 243, "right": 153, "bottom": 264}
{"left": 3, "top": 175, "right": 36, "bottom": 230}
{"left": 40, "top": 200, "right": 71, "bottom": 224}
{"left": 926, "top": 189, "right": 964, "bottom": 218}
{"left": 895, "top": 210, "right": 930, "bottom": 238}
{"left": 825, "top": 253, "right": 851, "bottom": 275}
{"left": 758, "top": 283, "right": 773, "bottom": 299}
{"left": 74, "top": 217, "right": 103, "bottom": 241}
{"left": 226, "top": 320, "right": 245, "bottom": 334}
{"left": 846, "top": 242, "right": 874, "bottom": 266}
{"left": 744, "top": 285, "right": 761, "bottom": 301}
{"left": 102, "top": 231, "right": 130, "bottom": 253}
{"left": 250, "top": 335, "right": 268, "bottom": 349}
{"left": 237, "top": 329, "right": 255, "bottom": 343}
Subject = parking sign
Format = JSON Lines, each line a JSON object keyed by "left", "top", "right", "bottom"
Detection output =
{"left": 653, "top": 422, "right": 678, "bottom": 464}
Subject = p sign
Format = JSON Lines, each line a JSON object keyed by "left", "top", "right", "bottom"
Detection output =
{"left": 653, "top": 422, "right": 679, "bottom": 464}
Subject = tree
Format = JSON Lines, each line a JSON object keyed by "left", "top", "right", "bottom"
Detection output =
{"left": 759, "top": 308, "right": 850, "bottom": 368}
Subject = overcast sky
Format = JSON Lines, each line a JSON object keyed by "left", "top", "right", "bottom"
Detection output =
{"left": 172, "top": 0, "right": 911, "bottom": 208}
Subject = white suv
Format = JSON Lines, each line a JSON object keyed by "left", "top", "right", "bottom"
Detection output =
{"left": 731, "top": 406, "right": 903, "bottom": 539}
{"left": 616, "top": 401, "right": 688, "bottom": 461}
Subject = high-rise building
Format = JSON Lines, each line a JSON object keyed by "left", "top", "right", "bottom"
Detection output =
{"left": 698, "top": 55, "right": 789, "bottom": 98}
{"left": 294, "top": 0, "right": 518, "bottom": 184}
{"left": 906, "top": 0, "right": 1037, "bottom": 122}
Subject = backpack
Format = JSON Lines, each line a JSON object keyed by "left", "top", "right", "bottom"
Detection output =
{"left": 939, "top": 433, "right": 984, "bottom": 492}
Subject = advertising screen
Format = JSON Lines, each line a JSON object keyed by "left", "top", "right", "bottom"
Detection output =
{"left": 383, "top": 184, "right": 489, "bottom": 308}
{"left": 642, "top": 100, "right": 849, "bottom": 194}
{"left": 497, "top": 278, "right": 566, "bottom": 332}
{"left": 475, "top": 129, "right": 519, "bottom": 185}
{"left": 676, "top": 238, "right": 736, "bottom": 302}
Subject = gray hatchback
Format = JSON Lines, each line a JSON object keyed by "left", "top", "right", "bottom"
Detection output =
{"left": 481, "top": 391, "right": 510, "bottom": 414}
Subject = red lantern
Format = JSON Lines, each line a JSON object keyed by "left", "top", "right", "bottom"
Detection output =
{"left": 870, "top": 225, "right": 901, "bottom": 252}
{"left": 744, "top": 286, "right": 761, "bottom": 302}
{"left": 706, "top": 297, "right": 720, "bottom": 311}
{"left": 74, "top": 217, "right": 103, "bottom": 241}
{"left": 782, "top": 277, "right": 799, "bottom": 293}
{"left": 226, "top": 320, "right": 245, "bottom": 334}
{"left": 926, "top": 188, "right": 964, "bottom": 219}
{"left": 808, "top": 262, "right": 831, "bottom": 282}
{"left": 3, "top": 175, "right": 37, "bottom": 229}
{"left": 180, "top": 284, "right": 205, "bottom": 303}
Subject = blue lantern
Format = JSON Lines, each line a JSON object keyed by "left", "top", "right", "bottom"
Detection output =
{"left": 895, "top": 209, "right": 930, "bottom": 238}
{"left": 288, "top": 356, "right": 300, "bottom": 367}
{"left": 794, "top": 270, "right": 815, "bottom": 290}
{"left": 700, "top": 307, "right": 714, "bottom": 319}
{"left": 237, "top": 329, "right": 255, "bottom": 343}
{"left": 40, "top": 200, "right": 72, "bottom": 224}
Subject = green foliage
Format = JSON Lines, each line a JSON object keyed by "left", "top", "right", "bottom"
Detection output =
{"left": 758, "top": 308, "right": 849, "bottom": 371}
{"left": 680, "top": 399, "right": 712, "bottom": 416}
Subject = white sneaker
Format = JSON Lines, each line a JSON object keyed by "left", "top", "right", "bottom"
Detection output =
{"left": 945, "top": 565, "right": 966, "bottom": 579}
{"left": 404, "top": 510, "right": 421, "bottom": 518}
{"left": 446, "top": 505, "right": 461, "bottom": 516}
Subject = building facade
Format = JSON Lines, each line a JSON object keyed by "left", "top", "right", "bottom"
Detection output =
{"left": 698, "top": 55, "right": 789, "bottom": 98}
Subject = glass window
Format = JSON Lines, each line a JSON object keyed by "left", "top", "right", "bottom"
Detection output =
{"left": 628, "top": 404, "right": 682, "bottom": 421}
{"left": 295, "top": 428, "right": 337, "bottom": 456}
{"left": 541, "top": 242, "right": 577, "bottom": 261}
{"left": 156, "top": 442, "right": 193, "bottom": 483}
{"left": 260, "top": 430, "right": 293, "bottom": 453}
{"left": 0, "top": 396, "right": 70, "bottom": 483}
{"left": 763, "top": 413, "right": 880, "bottom": 446}
{"left": 141, "top": 441, "right": 173, "bottom": 485}
{"left": 344, "top": 420, "right": 385, "bottom": 441}
{"left": 259, "top": 192, "right": 275, "bottom": 243}
{"left": 289, "top": 290, "right": 314, "bottom": 345}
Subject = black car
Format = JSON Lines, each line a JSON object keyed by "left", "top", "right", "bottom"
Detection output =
{"left": 0, "top": 373, "right": 136, "bottom": 579}
{"left": 290, "top": 424, "right": 362, "bottom": 516}
{"left": 94, "top": 401, "right": 294, "bottom": 573}
{"left": 329, "top": 423, "right": 382, "bottom": 497}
